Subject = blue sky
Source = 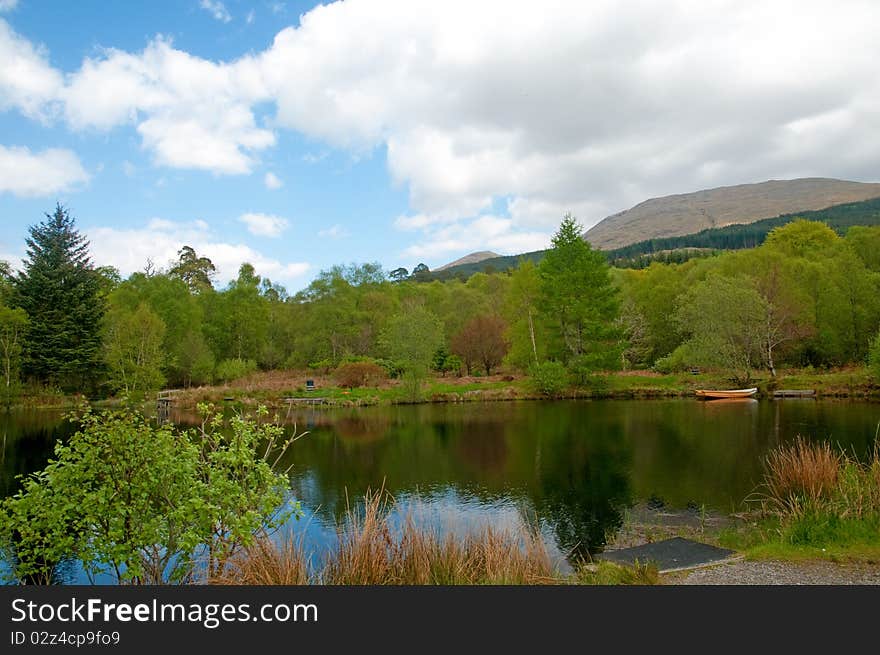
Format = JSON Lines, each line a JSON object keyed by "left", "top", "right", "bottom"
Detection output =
{"left": 2, "top": 1, "right": 879, "bottom": 291}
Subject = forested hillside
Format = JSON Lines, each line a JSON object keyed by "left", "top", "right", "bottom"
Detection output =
{"left": 1, "top": 206, "right": 879, "bottom": 403}
{"left": 420, "top": 196, "right": 880, "bottom": 279}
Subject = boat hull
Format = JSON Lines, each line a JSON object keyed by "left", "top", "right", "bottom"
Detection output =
{"left": 694, "top": 388, "right": 758, "bottom": 399}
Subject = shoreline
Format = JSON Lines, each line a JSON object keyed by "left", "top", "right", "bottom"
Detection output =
{"left": 9, "top": 367, "right": 879, "bottom": 411}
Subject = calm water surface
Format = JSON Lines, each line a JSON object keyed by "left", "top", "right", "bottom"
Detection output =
{"left": 2, "top": 399, "right": 879, "bottom": 581}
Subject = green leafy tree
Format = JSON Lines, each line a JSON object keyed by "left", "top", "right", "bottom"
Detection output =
{"left": 504, "top": 259, "right": 544, "bottom": 369}
{"left": 845, "top": 225, "right": 880, "bottom": 273}
{"left": 0, "top": 405, "right": 299, "bottom": 584}
{"left": 389, "top": 267, "right": 409, "bottom": 282}
{"left": 103, "top": 302, "right": 167, "bottom": 395}
{"left": 379, "top": 302, "right": 443, "bottom": 400}
{"left": 675, "top": 275, "right": 767, "bottom": 385}
{"left": 168, "top": 245, "right": 216, "bottom": 293}
{"left": 107, "top": 273, "right": 209, "bottom": 387}
{"left": 539, "top": 214, "right": 619, "bottom": 363}
{"left": 13, "top": 204, "right": 105, "bottom": 390}
{"left": 0, "top": 305, "right": 28, "bottom": 407}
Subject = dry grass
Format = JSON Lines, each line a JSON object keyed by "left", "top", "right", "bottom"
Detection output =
{"left": 214, "top": 490, "right": 663, "bottom": 585}
{"left": 322, "top": 490, "right": 556, "bottom": 585}
{"left": 211, "top": 534, "right": 311, "bottom": 585}
{"left": 761, "top": 437, "right": 841, "bottom": 515}
{"left": 756, "top": 436, "right": 880, "bottom": 521}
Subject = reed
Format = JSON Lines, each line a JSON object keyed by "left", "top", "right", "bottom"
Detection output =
{"left": 215, "top": 490, "right": 656, "bottom": 585}
{"left": 211, "top": 533, "right": 310, "bottom": 585}
{"left": 761, "top": 437, "right": 841, "bottom": 516}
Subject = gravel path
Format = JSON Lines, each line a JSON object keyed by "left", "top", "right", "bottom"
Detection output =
{"left": 668, "top": 560, "right": 880, "bottom": 585}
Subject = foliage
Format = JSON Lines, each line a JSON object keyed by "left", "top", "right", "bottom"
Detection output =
{"left": 334, "top": 361, "right": 386, "bottom": 388}
{"left": 528, "top": 361, "right": 569, "bottom": 397}
{"left": 215, "top": 358, "right": 258, "bottom": 383}
{"left": 450, "top": 314, "right": 509, "bottom": 376}
{"left": 103, "top": 302, "right": 167, "bottom": 395}
{"left": 0, "top": 405, "right": 299, "bottom": 584}
{"left": 869, "top": 330, "right": 880, "bottom": 381}
{"left": 538, "top": 214, "right": 619, "bottom": 362}
{"left": 504, "top": 259, "right": 545, "bottom": 370}
{"left": 12, "top": 204, "right": 105, "bottom": 390}
{"left": 378, "top": 303, "right": 443, "bottom": 378}
{"left": 168, "top": 245, "right": 216, "bottom": 293}
{"left": 675, "top": 275, "right": 767, "bottom": 385}
{"left": 0, "top": 305, "right": 28, "bottom": 407}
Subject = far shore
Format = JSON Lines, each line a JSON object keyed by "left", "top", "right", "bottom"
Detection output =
{"left": 12, "top": 366, "right": 879, "bottom": 412}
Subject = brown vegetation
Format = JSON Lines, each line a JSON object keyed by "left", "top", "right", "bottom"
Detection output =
{"left": 334, "top": 361, "right": 387, "bottom": 388}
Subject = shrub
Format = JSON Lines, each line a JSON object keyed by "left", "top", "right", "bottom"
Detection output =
{"left": 334, "top": 361, "right": 386, "bottom": 388}
{"left": 568, "top": 354, "right": 610, "bottom": 391}
{"left": 528, "top": 361, "right": 569, "bottom": 397}
{"left": 373, "top": 358, "right": 403, "bottom": 379}
{"left": 0, "top": 405, "right": 301, "bottom": 584}
{"left": 215, "top": 358, "right": 257, "bottom": 383}
{"left": 653, "top": 345, "right": 692, "bottom": 374}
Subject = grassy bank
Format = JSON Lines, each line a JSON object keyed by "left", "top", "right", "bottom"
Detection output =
{"left": 714, "top": 437, "right": 880, "bottom": 563}
{"left": 156, "top": 365, "right": 878, "bottom": 411}
{"left": 9, "top": 365, "right": 877, "bottom": 411}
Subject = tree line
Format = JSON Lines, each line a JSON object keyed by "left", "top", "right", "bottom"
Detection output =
{"left": 1, "top": 205, "right": 879, "bottom": 402}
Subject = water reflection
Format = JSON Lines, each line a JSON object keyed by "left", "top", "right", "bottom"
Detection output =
{"left": 2, "top": 399, "right": 879, "bottom": 577}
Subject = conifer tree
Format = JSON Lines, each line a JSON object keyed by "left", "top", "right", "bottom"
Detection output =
{"left": 14, "top": 204, "right": 105, "bottom": 389}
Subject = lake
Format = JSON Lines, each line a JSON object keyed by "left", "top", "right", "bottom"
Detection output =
{"left": 2, "top": 398, "right": 879, "bottom": 581}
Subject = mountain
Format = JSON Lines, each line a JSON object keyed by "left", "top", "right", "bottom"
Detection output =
{"left": 434, "top": 251, "right": 501, "bottom": 271}
{"left": 583, "top": 178, "right": 880, "bottom": 249}
{"left": 421, "top": 194, "right": 880, "bottom": 281}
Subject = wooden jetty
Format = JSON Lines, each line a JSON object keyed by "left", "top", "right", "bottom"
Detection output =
{"left": 283, "top": 396, "right": 328, "bottom": 406}
{"left": 773, "top": 389, "right": 817, "bottom": 398}
{"left": 156, "top": 389, "right": 181, "bottom": 423}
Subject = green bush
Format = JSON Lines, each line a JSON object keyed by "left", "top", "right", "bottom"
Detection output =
{"left": 215, "top": 358, "right": 258, "bottom": 383}
{"left": 568, "top": 354, "right": 609, "bottom": 390}
{"left": 0, "top": 405, "right": 300, "bottom": 584}
{"left": 373, "top": 358, "right": 404, "bottom": 379}
{"left": 869, "top": 330, "right": 880, "bottom": 381}
{"left": 528, "top": 361, "right": 569, "bottom": 397}
{"left": 653, "top": 345, "right": 692, "bottom": 374}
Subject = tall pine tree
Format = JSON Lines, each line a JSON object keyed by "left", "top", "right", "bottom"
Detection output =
{"left": 538, "top": 214, "right": 620, "bottom": 365}
{"left": 14, "top": 204, "right": 105, "bottom": 390}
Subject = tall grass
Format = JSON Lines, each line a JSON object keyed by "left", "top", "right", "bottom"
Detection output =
{"left": 212, "top": 534, "right": 310, "bottom": 585}
{"left": 762, "top": 437, "right": 841, "bottom": 516}
{"left": 322, "top": 489, "right": 556, "bottom": 584}
{"left": 214, "top": 490, "right": 653, "bottom": 585}
{"left": 754, "top": 436, "right": 880, "bottom": 550}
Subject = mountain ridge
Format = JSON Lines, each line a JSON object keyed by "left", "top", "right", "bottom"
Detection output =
{"left": 583, "top": 177, "right": 880, "bottom": 249}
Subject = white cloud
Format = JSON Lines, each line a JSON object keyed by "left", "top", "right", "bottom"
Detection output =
{"left": 0, "top": 1, "right": 18, "bottom": 12}
{"left": 199, "top": 0, "right": 231, "bottom": 23}
{"left": 4, "top": 0, "right": 880, "bottom": 256}
{"left": 263, "top": 171, "right": 282, "bottom": 189}
{"left": 246, "top": 10, "right": 255, "bottom": 25}
{"left": 0, "top": 19, "right": 63, "bottom": 121}
{"left": 0, "top": 145, "right": 89, "bottom": 197}
{"left": 317, "top": 224, "right": 350, "bottom": 239}
{"left": 122, "top": 160, "right": 136, "bottom": 177}
{"left": 86, "top": 218, "right": 309, "bottom": 286}
{"left": 238, "top": 212, "right": 289, "bottom": 237}
{"left": 401, "top": 214, "right": 551, "bottom": 266}
{"left": 61, "top": 37, "right": 275, "bottom": 174}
